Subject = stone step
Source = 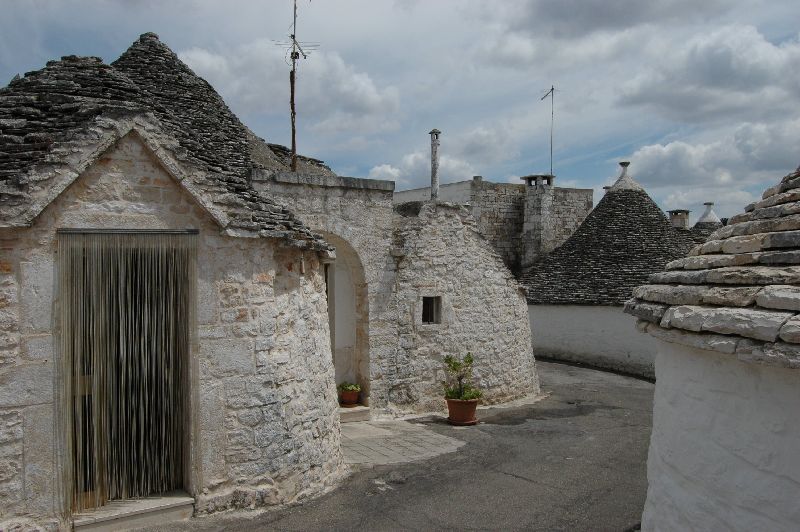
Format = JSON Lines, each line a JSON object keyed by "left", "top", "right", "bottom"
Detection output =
{"left": 339, "top": 405, "right": 370, "bottom": 423}
{"left": 73, "top": 491, "right": 194, "bottom": 531}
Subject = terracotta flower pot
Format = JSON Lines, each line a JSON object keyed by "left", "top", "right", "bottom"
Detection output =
{"left": 445, "top": 398, "right": 479, "bottom": 426}
{"left": 340, "top": 390, "right": 359, "bottom": 407}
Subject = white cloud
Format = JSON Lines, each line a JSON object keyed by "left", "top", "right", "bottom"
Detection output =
{"left": 368, "top": 150, "right": 476, "bottom": 189}
{"left": 179, "top": 41, "right": 400, "bottom": 135}
{"left": 629, "top": 117, "right": 800, "bottom": 217}
{"left": 367, "top": 163, "right": 402, "bottom": 181}
{"left": 618, "top": 25, "right": 800, "bottom": 123}
{"left": 2, "top": 0, "right": 798, "bottom": 207}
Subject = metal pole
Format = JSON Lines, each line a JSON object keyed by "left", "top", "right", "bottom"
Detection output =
{"left": 290, "top": 0, "right": 298, "bottom": 172}
{"left": 550, "top": 85, "right": 554, "bottom": 177}
{"left": 540, "top": 85, "right": 554, "bottom": 177}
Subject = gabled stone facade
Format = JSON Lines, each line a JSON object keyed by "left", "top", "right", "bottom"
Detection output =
{"left": 0, "top": 133, "right": 344, "bottom": 527}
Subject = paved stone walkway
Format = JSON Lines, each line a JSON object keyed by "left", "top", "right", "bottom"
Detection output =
{"left": 342, "top": 420, "right": 465, "bottom": 466}
{"left": 142, "top": 361, "right": 654, "bottom": 531}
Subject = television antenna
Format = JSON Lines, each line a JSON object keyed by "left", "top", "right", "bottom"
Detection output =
{"left": 273, "top": 0, "right": 319, "bottom": 171}
{"left": 540, "top": 85, "right": 556, "bottom": 177}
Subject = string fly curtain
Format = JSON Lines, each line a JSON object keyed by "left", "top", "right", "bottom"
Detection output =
{"left": 56, "top": 230, "right": 197, "bottom": 515}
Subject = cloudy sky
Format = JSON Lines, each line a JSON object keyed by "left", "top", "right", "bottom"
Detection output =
{"left": 2, "top": 0, "right": 799, "bottom": 220}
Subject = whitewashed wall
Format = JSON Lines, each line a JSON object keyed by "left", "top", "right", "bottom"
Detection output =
{"left": 643, "top": 342, "right": 800, "bottom": 530}
{"left": 528, "top": 305, "right": 657, "bottom": 378}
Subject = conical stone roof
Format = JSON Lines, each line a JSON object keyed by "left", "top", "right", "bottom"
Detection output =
{"left": 625, "top": 165, "right": 800, "bottom": 367}
{"left": 0, "top": 33, "right": 331, "bottom": 250}
{"left": 112, "top": 32, "right": 254, "bottom": 184}
{"left": 0, "top": 55, "right": 146, "bottom": 201}
{"left": 522, "top": 163, "right": 695, "bottom": 305}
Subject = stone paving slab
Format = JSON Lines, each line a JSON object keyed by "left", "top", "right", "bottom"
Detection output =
{"left": 341, "top": 420, "right": 464, "bottom": 466}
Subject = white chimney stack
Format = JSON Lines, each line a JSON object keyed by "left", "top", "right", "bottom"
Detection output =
{"left": 430, "top": 129, "right": 441, "bottom": 201}
{"left": 697, "top": 202, "right": 721, "bottom": 225}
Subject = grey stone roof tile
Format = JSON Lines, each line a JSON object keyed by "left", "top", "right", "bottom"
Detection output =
{"left": 625, "top": 164, "right": 800, "bottom": 364}
{"left": 0, "top": 55, "right": 145, "bottom": 200}
{"left": 0, "top": 33, "right": 331, "bottom": 250}
{"left": 522, "top": 169, "right": 694, "bottom": 305}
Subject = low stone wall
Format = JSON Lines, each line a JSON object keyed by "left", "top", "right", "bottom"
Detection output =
{"left": 643, "top": 342, "right": 800, "bottom": 530}
{"left": 388, "top": 202, "right": 539, "bottom": 414}
{"left": 0, "top": 134, "right": 344, "bottom": 526}
{"left": 528, "top": 305, "right": 658, "bottom": 378}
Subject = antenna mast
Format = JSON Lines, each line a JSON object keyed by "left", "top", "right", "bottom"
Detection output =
{"left": 273, "top": 1, "right": 319, "bottom": 172}
{"left": 289, "top": 0, "right": 300, "bottom": 171}
{"left": 541, "top": 85, "right": 555, "bottom": 176}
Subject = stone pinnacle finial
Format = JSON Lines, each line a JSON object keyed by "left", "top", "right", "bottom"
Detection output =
{"left": 140, "top": 32, "right": 160, "bottom": 42}
{"left": 609, "top": 161, "right": 644, "bottom": 192}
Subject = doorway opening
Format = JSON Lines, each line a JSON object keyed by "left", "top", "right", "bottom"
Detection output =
{"left": 321, "top": 232, "right": 370, "bottom": 407}
{"left": 56, "top": 229, "right": 196, "bottom": 514}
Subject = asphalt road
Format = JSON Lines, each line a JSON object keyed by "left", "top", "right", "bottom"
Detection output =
{"left": 147, "top": 360, "right": 654, "bottom": 531}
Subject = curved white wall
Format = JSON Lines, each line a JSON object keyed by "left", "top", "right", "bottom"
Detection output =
{"left": 643, "top": 342, "right": 800, "bottom": 530}
{"left": 332, "top": 262, "right": 357, "bottom": 384}
{"left": 528, "top": 305, "right": 658, "bottom": 377}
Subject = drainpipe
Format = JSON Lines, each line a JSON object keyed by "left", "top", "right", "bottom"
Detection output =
{"left": 430, "top": 129, "right": 441, "bottom": 201}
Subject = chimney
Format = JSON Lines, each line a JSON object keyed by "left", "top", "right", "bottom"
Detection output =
{"left": 667, "top": 209, "right": 690, "bottom": 230}
{"left": 520, "top": 174, "right": 555, "bottom": 187}
{"left": 430, "top": 129, "right": 441, "bottom": 201}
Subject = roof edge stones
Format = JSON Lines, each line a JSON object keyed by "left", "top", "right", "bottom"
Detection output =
{"left": 625, "top": 164, "right": 800, "bottom": 366}
{"left": 265, "top": 170, "right": 395, "bottom": 192}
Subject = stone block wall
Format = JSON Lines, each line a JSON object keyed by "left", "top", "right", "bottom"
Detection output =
{"left": 388, "top": 202, "right": 539, "bottom": 414}
{"left": 253, "top": 172, "right": 398, "bottom": 412}
{"left": 0, "top": 133, "right": 344, "bottom": 527}
{"left": 395, "top": 178, "right": 593, "bottom": 276}
{"left": 521, "top": 185, "right": 592, "bottom": 270}
{"left": 469, "top": 178, "right": 527, "bottom": 275}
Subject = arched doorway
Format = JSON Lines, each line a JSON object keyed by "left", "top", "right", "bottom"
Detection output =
{"left": 321, "top": 232, "right": 370, "bottom": 406}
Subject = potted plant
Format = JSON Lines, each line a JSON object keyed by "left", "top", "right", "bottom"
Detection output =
{"left": 337, "top": 382, "right": 361, "bottom": 407}
{"left": 442, "top": 353, "right": 483, "bottom": 426}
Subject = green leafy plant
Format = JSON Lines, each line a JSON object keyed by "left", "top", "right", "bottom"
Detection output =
{"left": 337, "top": 382, "right": 361, "bottom": 392}
{"left": 442, "top": 353, "right": 483, "bottom": 400}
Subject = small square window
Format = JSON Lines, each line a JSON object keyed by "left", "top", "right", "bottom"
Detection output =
{"left": 422, "top": 296, "right": 441, "bottom": 324}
